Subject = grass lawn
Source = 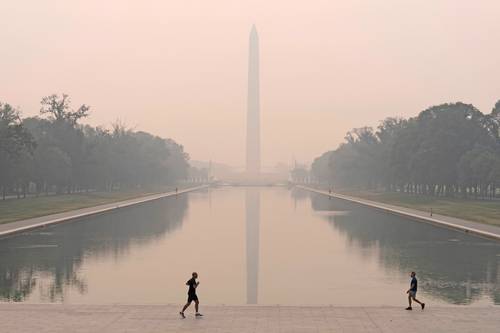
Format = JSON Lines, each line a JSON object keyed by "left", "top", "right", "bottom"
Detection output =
{"left": 338, "top": 189, "right": 500, "bottom": 226}
{"left": 0, "top": 187, "right": 180, "bottom": 225}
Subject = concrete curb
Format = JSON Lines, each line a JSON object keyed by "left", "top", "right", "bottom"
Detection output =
{"left": 297, "top": 185, "right": 500, "bottom": 241}
{"left": 0, "top": 185, "right": 208, "bottom": 238}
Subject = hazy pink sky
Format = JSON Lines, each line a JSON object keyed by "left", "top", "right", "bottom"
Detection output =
{"left": 1, "top": 0, "right": 499, "bottom": 166}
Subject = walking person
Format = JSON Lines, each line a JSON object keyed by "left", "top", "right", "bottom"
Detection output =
{"left": 406, "top": 271, "right": 425, "bottom": 310}
{"left": 179, "top": 272, "right": 203, "bottom": 318}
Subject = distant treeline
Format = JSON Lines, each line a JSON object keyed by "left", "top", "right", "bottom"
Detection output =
{"left": 311, "top": 102, "right": 500, "bottom": 198}
{"left": 0, "top": 94, "right": 189, "bottom": 199}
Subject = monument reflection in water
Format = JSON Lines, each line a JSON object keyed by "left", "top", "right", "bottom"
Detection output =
{"left": 246, "top": 187, "right": 260, "bottom": 304}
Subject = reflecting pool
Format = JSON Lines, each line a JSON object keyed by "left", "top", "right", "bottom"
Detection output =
{"left": 0, "top": 187, "right": 499, "bottom": 305}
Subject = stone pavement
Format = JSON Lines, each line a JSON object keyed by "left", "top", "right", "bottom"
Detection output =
{"left": 0, "top": 304, "right": 499, "bottom": 333}
{"left": 0, "top": 185, "right": 207, "bottom": 238}
{"left": 298, "top": 185, "right": 500, "bottom": 241}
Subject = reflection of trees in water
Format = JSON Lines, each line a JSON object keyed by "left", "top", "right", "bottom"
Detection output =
{"left": 0, "top": 195, "right": 188, "bottom": 302}
{"left": 311, "top": 193, "right": 500, "bottom": 305}
{"left": 290, "top": 187, "right": 309, "bottom": 202}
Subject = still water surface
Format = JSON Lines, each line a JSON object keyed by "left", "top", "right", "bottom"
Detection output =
{"left": 0, "top": 187, "right": 499, "bottom": 305}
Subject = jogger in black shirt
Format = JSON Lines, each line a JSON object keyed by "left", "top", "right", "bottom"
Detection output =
{"left": 180, "top": 272, "right": 203, "bottom": 318}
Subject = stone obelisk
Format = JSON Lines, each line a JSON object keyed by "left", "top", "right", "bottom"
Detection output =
{"left": 246, "top": 25, "right": 261, "bottom": 177}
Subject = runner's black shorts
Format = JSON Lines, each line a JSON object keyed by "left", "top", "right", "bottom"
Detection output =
{"left": 188, "top": 294, "right": 198, "bottom": 302}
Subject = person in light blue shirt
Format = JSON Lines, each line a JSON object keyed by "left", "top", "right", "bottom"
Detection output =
{"left": 406, "top": 271, "right": 425, "bottom": 310}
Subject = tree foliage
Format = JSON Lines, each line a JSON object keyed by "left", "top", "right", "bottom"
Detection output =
{"left": 311, "top": 102, "right": 500, "bottom": 198}
{"left": 0, "top": 95, "right": 189, "bottom": 198}
{"left": 0, "top": 103, "right": 36, "bottom": 199}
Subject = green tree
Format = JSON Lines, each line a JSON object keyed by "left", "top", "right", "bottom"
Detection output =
{"left": 0, "top": 103, "right": 35, "bottom": 199}
{"left": 311, "top": 101, "right": 500, "bottom": 199}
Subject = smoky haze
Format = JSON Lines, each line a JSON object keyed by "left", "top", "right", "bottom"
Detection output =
{"left": 1, "top": 0, "right": 500, "bottom": 166}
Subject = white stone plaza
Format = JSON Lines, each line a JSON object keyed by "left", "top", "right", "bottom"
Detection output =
{"left": 1, "top": 304, "right": 499, "bottom": 333}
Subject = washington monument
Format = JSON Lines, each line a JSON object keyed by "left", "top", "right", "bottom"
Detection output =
{"left": 246, "top": 25, "right": 261, "bottom": 176}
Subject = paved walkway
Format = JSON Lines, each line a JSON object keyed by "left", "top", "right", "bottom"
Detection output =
{"left": 0, "top": 185, "right": 207, "bottom": 238}
{"left": 1, "top": 304, "right": 498, "bottom": 333}
{"left": 297, "top": 185, "right": 500, "bottom": 241}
